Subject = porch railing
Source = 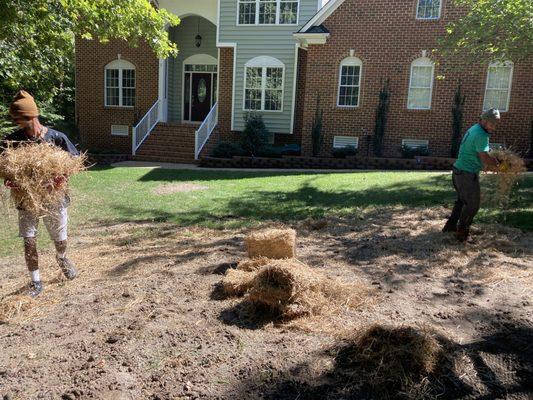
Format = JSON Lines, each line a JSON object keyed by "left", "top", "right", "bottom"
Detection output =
{"left": 132, "top": 99, "right": 160, "bottom": 156}
{"left": 195, "top": 102, "right": 218, "bottom": 160}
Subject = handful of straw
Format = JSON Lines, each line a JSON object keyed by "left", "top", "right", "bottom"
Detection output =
{"left": 0, "top": 143, "right": 87, "bottom": 215}
{"left": 487, "top": 148, "right": 527, "bottom": 207}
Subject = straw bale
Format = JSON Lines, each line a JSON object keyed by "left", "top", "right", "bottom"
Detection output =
{"left": 245, "top": 228, "right": 296, "bottom": 259}
{"left": 236, "top": 256, "right": 272, "bottom": 272}
{"left": 0, "top": 143, "right": 86, "bottom": 215}
{"left": 221, "top": 269, "right": 255, "bottom": 297}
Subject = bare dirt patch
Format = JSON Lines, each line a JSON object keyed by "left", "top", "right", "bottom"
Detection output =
{"left": 152, "top": 183, "right": 209, "bottom": 195}
{"left": 0, "top": 207, "right": 531, "bottom": 399}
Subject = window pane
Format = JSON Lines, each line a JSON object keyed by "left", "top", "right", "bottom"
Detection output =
{"left": 246, "top": 67, "right": 262, "bottom": 89}
{"left": 245, "top": 89, "right": 262, "bottom": 110}
{"left": 106, "top": 87, "right": 119, "bottom": 106}
{"left": 259, "top": 1, "right": 276, "bottom": 24}
{"left": 411, "top": 66, "right": 432, "bottom": 87}
{"left": 417, "top": 0, "right": 440, "bottom": 19}
{"left": 239, "top": 2, "right": 256, "bottom": 24}
{"left": 408, "top": 88, "right": 431, "bottom": 109}
{"left": 280, "top": 1, "right": 298, "bottom": 24}
{"left": 106, "top": 69, "right": 119, "bottom": 88}
{"left": 484, "top": 89, "right": 509, "bottom": 111}
{"left": 122, "top": 69, "right": 135, "bottom": 88}
{"left": 122, "top": 88, "right": 135, "bottom": 107}
{"left": 266, "top": 67, "right": 283, "bottom": 89}
{"left": 265, "top": 89, "right": 282, "bottom": 111}
{"left": 487, "top": 66, "right": 511, "bottom": 89}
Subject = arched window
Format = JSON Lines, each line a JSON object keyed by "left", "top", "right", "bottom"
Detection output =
{"left": 244, "top": 56, "right": 284, "bottom": 112}
{"left": 105, "top": 59, "right": 136, "bottom": 107}
{"left": 483, "top": 61, "right": 513, "bottom": 112}
{"left": 407, "top": 57, "right": 434, "bottom": 110}
{"left": 337, "top": 57, "right": 362, "bottom": 107}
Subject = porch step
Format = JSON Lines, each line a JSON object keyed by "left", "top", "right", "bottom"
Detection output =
{"left": 135, "top": 123, "right": 197, "bottom": 162}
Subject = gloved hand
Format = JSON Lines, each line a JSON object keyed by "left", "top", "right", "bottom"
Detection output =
{"left": 53, "top": 175, "right": 67, "bottom": 188}
{"left": 4, "top": 179, "right": 18, "bottom": 189}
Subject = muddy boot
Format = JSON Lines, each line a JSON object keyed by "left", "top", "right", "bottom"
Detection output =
{"left": 455, "top": 228, "right": 469, "bottom": 243}
{"left": 56, "top": 255, "right": 77, "bottom": 280}
{"left": 442, "top": 221, "right": 457, "bottom": 233}
{"left": 28, "top": 281, "right": 43, "bottom": 298}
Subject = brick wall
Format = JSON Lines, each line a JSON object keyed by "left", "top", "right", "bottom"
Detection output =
{"left": 217, "top": 47, "right": 239, "bottom": 143}
{"left": 299, "top": 0, "right": 533, "bottom": 157}
{"left": 75, "top": 39, "right": 159, "bottom": 154}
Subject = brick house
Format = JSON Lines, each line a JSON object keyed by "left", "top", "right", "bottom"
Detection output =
{"left": 76, "top": 0, "right": 533, "bottom": 163}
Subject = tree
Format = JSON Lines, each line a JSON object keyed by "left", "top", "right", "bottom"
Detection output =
{"left": 373, "top": 79, "right": 391, "bottom": 157}
{"left": 0, "top": 0, "right": 179, "bottom": 137}
{"left": 440, "top": 0, "right": 533, "bottom": 64}
{"left": 451, "top": 83, "right": 466, "bottom": 158}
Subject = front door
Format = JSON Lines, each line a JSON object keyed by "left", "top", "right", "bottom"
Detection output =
{"left": 191, "top": 73, "right": 212, "bottom": 122}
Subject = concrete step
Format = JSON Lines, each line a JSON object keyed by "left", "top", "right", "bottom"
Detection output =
{"left": 133, "top": 155, "right": 197, "bottom": 164}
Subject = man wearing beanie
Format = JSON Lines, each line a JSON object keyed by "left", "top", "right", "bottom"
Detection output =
{"left": 442, "top": 108, "right": 501, "bottom": 242}
{"left": 1, "top": 90, "right": 79, "bottom": 297}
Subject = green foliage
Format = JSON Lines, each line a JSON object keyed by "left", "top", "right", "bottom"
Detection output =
{"left": 256, "top": 145, "right": 284, "bottom": 158}
{"left": 439, "top": 0, "right": 533, "bottom": 64}
{"left": 451, "top": 84, "right": 466, "bottom": 158}
{"left": 373, "top": 79, "right": 391, "bottom": 157}
{"left": 332, "top": 146, "right": 358, "bottom": 159}
{"left": 401, "top": 144, "right": 430, "bottom": 159}
{"left": 311, "top": 93, "right": 323, "bottom": 157}
{"left": 212, "top": 142, "right": 246, "bottom": 159}
{"left": 240, "top": 113, "right": 270, "bottom": 156}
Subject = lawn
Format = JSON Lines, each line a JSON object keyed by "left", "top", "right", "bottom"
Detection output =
{"left": 0, "top": 167, "right": 531, "bottom": 256}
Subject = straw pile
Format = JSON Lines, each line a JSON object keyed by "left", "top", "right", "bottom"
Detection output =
{"left": 336, "top": 325, "right": 444, "bottom": 395}
{"left": 221, "top": 269, "right": 255, "bottom": 297}
{"left": 0, "top": 143, "right": 86, "bottom": 215}
{"left": 236, "top": 256, "right": 272, "bottom": 272}
{"left": 489, "top": 148, "right": 527, "bottom": 207}
{"left": 245, "top": 228, "right": 296, "bottom": 259}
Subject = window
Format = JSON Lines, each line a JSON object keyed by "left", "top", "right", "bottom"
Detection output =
{"left": 105, "top": 60, "right": 135, "bottom": 107}
{"left": 416, "top": 0, "right": 441, "bottom": 19}
{"left": 337, "top": 57, "right": 362, "bottom": 107}
{"left": 238, "top": 0, "right": 299, "bottom": 25}
{"left": 483, "top": 61, "right": 513, "bottom": 112}
{"left": 407, "top": 57, "right": 434, "bottom": 110}
{"left": 333, "top": 136, "right": 359, "bottom": 149}
{"left": 111, "top": 125, "right": 129, "bottom": 136}
{"left": 244, "top": 56, "right": 284, "bottom": 112}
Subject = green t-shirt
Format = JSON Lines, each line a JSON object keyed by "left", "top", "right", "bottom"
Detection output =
{"left": 454, "top": 123, "right": 490, "bottom": 174}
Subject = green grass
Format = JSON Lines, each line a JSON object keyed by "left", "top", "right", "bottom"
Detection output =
{"left": 1, "top": 167, "right": 531, "bottom": 256}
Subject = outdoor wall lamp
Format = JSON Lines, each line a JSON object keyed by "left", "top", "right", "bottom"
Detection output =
{"left": 195, "top": 34, "right": 202, "bottom": 48}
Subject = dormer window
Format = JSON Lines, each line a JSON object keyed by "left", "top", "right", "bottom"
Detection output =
{"left": 238, "top": 0, "right": 299, "bottom": 25}
{"left": 416, "top": 0, "right": 442, "bottom": 20}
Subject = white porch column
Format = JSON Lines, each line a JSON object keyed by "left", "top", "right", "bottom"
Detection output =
{"left": 157, "top": 58, "right": 168, "bottom": 123}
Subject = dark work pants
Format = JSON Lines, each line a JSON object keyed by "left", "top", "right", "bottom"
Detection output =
{"left": 446, "top": 167, "right": 481, "bottom": 231}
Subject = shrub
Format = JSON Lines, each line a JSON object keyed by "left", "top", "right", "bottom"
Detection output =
{"left": 373, "top": 79, "right": 391, "bottom": 157}
{"left": 311, "top": 93, "right": 324, "bottom": 157}
{"left": 332, "top": 146, "right": 358, "bottom": 158}
{"left": 401, "top": 144, "right": 430, "bottom": 159}
{"left": 241, "top": 113, "right": 269, "bottom": 156}
{"left": 212, "top": 142, "right": 246, "bottom": 158}
{"left": 256, "top": 145, "right": 283, "bottom": 158}
{"left": 451, "top": 84, "right": 466, "bottom": 158}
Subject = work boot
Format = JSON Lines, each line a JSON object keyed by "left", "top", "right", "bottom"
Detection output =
{"left": 28, "top": 281, "right": 43, "bottom": 298}
{"left": 56, "top": 255, "right": 77, "bottom": 280}
{"left": 455, "top": 228, "right": 469, "bottom": 243}
{"left": 442, "top": 221, "right": 457, "bottom": 233}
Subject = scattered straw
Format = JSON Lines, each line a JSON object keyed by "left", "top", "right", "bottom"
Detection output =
{"left": 486, "top": 149, "right": 527, "bottom": 208}
{"left": 0, "top": 295, "right": 34, "bottom": 324}
{"left": 245, "top": 228, "right": 296, "bottom": 259}
{"left": 221, "top": 269, "right": 255, "bottom": 297}
{"left": 247, "top": 259, "right": 367, "bottom": 319}
{"left": 336, "top": 325, "right": 444, "bottom": 396}
{"left": 0, "top": 143, "right": 87, "bottom": 215}
{"left": 236, "top": 257, "right": 272, "bottom": 272}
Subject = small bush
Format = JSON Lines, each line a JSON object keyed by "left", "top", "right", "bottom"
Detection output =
{"left": 401, "top": 144, "right": 430, "bottom": 159}
{"left": 332, "top": 146, "right": 358, "bottom": 158}
{"left": 256, "top": 145, "right": 283, "bottom": 158}
{"left": 212, "top": 142, "right": 246, "bottom": 158}
{"left": 241, "top": 113, "right": 269, "bottom": 156}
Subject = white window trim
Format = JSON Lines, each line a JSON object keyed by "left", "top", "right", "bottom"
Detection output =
{"left": 407, "top": 57, "right": 435, "bottom": 110}
{"left": 415, "top": 0, "right": 442, "bottom": 20}
{"left": 337, "top": 57, "right": 363, "bottom": 108}
{"left": 236, "top": 0, "right": 300, "bottom": 26}
{"left": 181, "top": 57, "right": 219, "bottom": 123}
{"left": 333, "top": 136, "right": 359, "bottom": 149}
{"left": 104, "top": 59, "right": 136, "bottom": 108}
{"left": 483, "top": 61, "right": 513, "bottom": 113}
{"left": 243, "top": 56, "right": 285, "bottom": 113}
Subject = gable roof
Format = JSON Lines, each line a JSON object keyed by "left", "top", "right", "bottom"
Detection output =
{"left": 298, "top": 0, "right": 346, "bottom": 33}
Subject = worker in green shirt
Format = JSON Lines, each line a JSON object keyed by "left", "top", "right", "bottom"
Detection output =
{"left": 442, "top": 108, "right": 500, "bottom": 242}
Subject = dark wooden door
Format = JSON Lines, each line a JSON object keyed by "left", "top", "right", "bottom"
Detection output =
{"left": 191, "top": 73, "right": 212, "bottom": 122}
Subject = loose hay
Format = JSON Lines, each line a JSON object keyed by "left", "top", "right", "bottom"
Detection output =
{"left": 245, "top": 228, "right": 296, "bottom": 259}
{"left": 247, "top": 259, "right": 367, "bottom": 319}
{"left": 236, "top": 256, "right": 272, "bottom": 272}
{"left": 0, "top": 295, "right": 34, "bottom": 324}
{"left": 0, "top": 143, "right": 87, "bottom": 215}
{"left": 486, "top": 149, "right": 527, "bottom": 208}
{"left": 221, "top": 269, "right": 255, "bottom": 297}
{"left": 336, "top": 325, "right": 444, "bottom": 396}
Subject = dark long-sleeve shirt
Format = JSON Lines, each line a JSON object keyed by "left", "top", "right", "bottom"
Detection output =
{"left": 0, "top": 128, "right": 79, "bottom": 156}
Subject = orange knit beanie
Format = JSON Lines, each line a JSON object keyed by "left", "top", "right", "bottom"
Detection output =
{"left": 9, "top": 90, "right": 39, "bottom": 120}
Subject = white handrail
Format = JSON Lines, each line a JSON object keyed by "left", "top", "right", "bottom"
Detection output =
{"left": 195, "top": 102, "right": 218, "bottom": 160}
{"left": 132, "top": 100, "right": 160, "bottom": 155}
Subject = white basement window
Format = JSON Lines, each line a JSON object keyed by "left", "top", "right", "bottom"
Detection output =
{"left": 244, "top": 56, "right": 284, "bottom": 112}
{"left": 416, "top": 0, "right": 442, "bottom": 19}
{"left": 337, "top": 57, "right": 362, "bottom": 107}
{"left": 111, "top": 125, "right": 129, "bottom": 136}
{"left": 483, "top": 61, "right": 513, "bottom": 112}
{"left": 105, "top": 59, "right": 136, "bottom": 107}
{"left": 402, "top": 139, "right": 429, "bottom": 148}
{"left": 333, "top": 136, "right": 359, "bottom": 149}
{"left": 407, "top": 57, "right": 434, "bottom": 110}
